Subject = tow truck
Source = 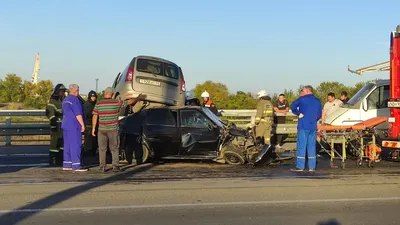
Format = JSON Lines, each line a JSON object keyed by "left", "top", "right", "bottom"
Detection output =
{"left": 347, "top": 25, "right": 400, "bottom": 159}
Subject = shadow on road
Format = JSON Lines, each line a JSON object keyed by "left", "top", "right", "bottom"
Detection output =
{"left": 0, "top": 163, "right": 156, "bottom": 225}
{"left": 317, "top": 219, "right": 341, "bottom": 225}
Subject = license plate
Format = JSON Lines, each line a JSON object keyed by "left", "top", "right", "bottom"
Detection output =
{"left": 138, "top": 79, "right": 161, "bottom": 86}
{"left": 388, "top": 101, "right": 400, "bottom": 107}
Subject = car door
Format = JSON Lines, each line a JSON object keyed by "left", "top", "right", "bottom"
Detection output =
{"left": 361, "top": 85, "right": 390, "bottom": 129}
{"left": 142, "top": 108, "right": 179, "bottom": 157}
{"left": 178, "top": 109, "right": 219, "bottom": 157}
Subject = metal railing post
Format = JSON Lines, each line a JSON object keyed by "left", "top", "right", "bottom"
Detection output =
{"left": 5, "top": 117, "right": 11, "bottom": 146}
{"left": 250, "top": 115, "right": 255, "bottom": 124}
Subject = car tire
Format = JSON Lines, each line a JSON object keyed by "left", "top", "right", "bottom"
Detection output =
{"left": 134, "top": 143, "right": 150, "bottom": 165}
{"left": 223, "top": 149, "right": 246, "bottom": 165}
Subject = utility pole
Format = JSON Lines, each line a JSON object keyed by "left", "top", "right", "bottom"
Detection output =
{"left": 95, "top": 78, "right": 99, "bottom": 93}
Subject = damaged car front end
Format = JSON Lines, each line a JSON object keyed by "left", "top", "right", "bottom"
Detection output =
{"left": 119, "top": 106, "right": 285, "bottom": 166}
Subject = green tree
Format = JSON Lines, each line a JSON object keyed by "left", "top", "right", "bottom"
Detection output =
{"left": 24, "top": 80, "right": 54, "bottom": 109}
{"left": 193, "top": 81, "right": 230, "bottom": 108}
{"left": 226, "top": 91, "right": 257, "bottom": 109}
{"left": 0, "top": 74, "right": 24, "bottom": 102}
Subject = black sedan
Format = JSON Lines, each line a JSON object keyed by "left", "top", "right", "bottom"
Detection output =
{"left": 118, "top": 106, "right": 275, "bottom": 165}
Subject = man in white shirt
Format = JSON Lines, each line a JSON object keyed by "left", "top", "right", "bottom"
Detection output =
{"left": 321, "top": 92, "right": 343, "bottom": 124}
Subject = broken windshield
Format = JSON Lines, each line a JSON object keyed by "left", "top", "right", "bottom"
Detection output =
{"left": 347, "top": 83, "right": 374, "bottom": 105}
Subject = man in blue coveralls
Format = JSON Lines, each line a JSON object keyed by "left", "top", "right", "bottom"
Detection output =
{"left": 61, "top": 84, "right": 88, "bottom": 172}
{"left": 290, "top": 85, "right": 322, "bottom": 172}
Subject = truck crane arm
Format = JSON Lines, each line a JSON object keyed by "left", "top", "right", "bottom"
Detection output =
{"left": 348, "top": 61, "right": 390, "bottom": 75}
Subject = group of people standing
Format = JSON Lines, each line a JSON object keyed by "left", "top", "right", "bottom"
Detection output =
{"left": 253, "top": 87, "right": 350, "bottom": 172}
{"left": 46, "top": 84, "right": 141, "bottom": 172}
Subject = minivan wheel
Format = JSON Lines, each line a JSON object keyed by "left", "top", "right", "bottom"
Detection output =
{"left": 223, "top": 150, "right": 246, "bottom": 165}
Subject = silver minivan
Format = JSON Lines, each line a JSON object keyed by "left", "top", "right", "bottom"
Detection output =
{"left": 112, "top": 55, "right": 186, "bottom": 106}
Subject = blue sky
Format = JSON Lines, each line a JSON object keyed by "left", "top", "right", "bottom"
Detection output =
{"left": 0, "top": 0, "right": 399, "bottom": 95}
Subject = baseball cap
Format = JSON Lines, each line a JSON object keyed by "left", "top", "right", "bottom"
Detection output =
{"left": 104, "top": 87, "right": 114, "bottom": 94}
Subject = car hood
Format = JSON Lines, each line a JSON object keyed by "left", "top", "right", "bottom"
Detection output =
{"left": 324, "top": 107, "right": 350, "bottom": 125}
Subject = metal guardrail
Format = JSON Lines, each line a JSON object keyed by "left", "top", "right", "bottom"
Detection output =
{"left": 0, "top": 109, "right": 298, "bottom": 145}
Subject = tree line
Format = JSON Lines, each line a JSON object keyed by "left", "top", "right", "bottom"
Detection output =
{"left": 191, "top": 80, "right": 368, "bottom": 109}
{"left": 0, "top": 73, "right": 368, "bottom": 109}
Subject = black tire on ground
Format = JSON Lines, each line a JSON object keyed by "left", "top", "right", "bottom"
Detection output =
{"left": 223, "top": 150, "right": 246, "bottom": 165}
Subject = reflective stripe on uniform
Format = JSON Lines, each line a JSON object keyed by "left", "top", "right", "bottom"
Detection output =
{"left": 297, "top": 156, "right": 305, "bottom": 159}
{"left": 47, "top": 104, "right": 62, "bottom": 113}
{"left": 50, "top": 149, "right": 59, "bottom": 152}
{"left": 49, "top": 116, "right": 55, "bottom": 120}
{"left": 263, "top": 109, "right": 273, "bottom": 115}
{"left": 308, "top": 156, "right": 316, "bottom": 159}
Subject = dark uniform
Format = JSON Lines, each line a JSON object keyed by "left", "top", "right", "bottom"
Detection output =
{"left": 83, "top": 90, "right": 98, "bottom": 155}
{"left": 255, "top": 96, "right": 274, "bottom": 145}
{"left": 274, "top": 99, "right": 289, "bottom": 146}
{"left": 46, "top": 84, "right": 66, "bottom": 166}
{"left": 202, "top": 100, "right": 218, "bottom": 115}
{"left": 186, "top": 98, "right": 201, "bottom": 106}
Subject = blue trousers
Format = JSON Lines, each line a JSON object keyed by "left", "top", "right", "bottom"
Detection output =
{"left": 296, "top": 129, "right": 317, "bottom": 170}
{"left": 63, "top": 129, "right": 82, "bottom": 170}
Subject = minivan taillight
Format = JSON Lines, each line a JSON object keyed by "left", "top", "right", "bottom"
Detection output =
{"left": 125, "top": 68, "right": 134, "bottom": 81}
{"left": 181, "top": 79, "right": 186, "bottom": 92}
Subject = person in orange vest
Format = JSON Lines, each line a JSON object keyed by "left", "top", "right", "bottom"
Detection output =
{"left": 201, "top": 91, "right": 218, "bottom": 115}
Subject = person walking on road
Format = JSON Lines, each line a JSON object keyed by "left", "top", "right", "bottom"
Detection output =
{"left": 255, "top": 90, "right": 274, "bottom": 145}
{"left": 201, "top": 91, "right": 218, "bottom": 115}
{"left": 290, "top": 85, "right": 322, "bottom": 172}
{"left": 92, "top": 87, "right": 142, "bottom": 172}
{"left": 46, "top": 83, "right": 67, "bottom": 166}
{"left": 61, "top": 84, "right": 87, "bottom": 172}
{"left": 83, "top": 90, "right": 98, "bottom": 156}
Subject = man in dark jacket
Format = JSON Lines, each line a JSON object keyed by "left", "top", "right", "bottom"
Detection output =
{"left": 290, "top": 85, "right": 322, "bottom": 172}
{"left": 185, "top": 91, "right": 201, "bottom": 106}
{"left": 83, "top": 90, "right": 98, "bottom": 155}
{"left": 46, "top": 83, "right": 66, "bottom": 166}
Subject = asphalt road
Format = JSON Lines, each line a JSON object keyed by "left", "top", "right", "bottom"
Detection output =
{"left": 1, "top": 176, "right": 400, "bottom": 224}
{"left": 1, "top": 145, "right": 400, "bottom": 224}
{"left": 2, "top": 144, "right": 400, "bottom": 184}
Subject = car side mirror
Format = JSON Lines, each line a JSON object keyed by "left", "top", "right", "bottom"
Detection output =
{"left": 362, "top": 98, "right": 368, "bottom": 111}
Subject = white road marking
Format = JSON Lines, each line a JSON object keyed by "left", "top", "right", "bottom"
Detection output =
{"left": 0, "top": 154, "right": 48, "bottom": 157}
{"left": 0, "top": 163, "right": 48, "bottom": 167}
{"left": 1, "top": 197, "right": 400, "bottom": 214}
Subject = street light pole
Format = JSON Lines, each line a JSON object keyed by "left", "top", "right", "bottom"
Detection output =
{"left": 95, "top": 78, "right": 99, "bottom": 93}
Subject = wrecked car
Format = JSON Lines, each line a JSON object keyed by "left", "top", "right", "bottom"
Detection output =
{"left": 118, "top": 106, "right": 276, "bottom": 165}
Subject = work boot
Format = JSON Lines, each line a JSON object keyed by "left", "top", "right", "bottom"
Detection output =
{"left": 99, "top": 166, "right": 107, "bottom": 172}
{"left": 112, "top": 166, "right": 121, "bottom": 172}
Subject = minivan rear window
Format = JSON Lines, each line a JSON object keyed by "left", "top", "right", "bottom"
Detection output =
{"left": 136, "top": 58, "right": 179, "bottom": 79}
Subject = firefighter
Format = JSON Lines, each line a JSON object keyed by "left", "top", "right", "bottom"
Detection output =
{"left": 201, "top": 91, "right": 218, "bottom": 115}
{"left": 83, "top": 90, "right": 98, "bottom": 156}
{"left": 185, "top": 91, "right": 201, "bottom": 106}
{"left": 255, "top": 90, "right": 274, "bottom": 145}
{"left": 46, "top": 83, "right": 67, "bottom": 166}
